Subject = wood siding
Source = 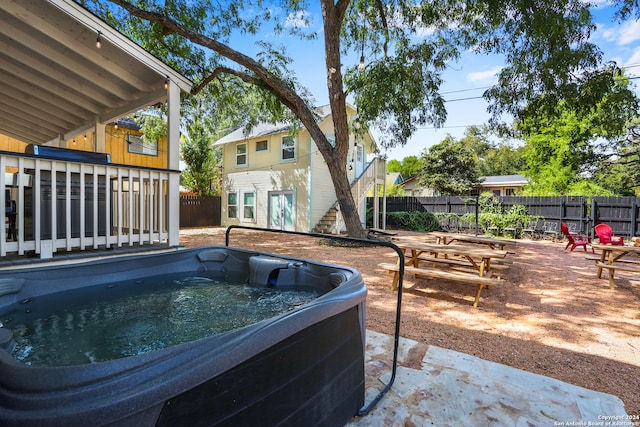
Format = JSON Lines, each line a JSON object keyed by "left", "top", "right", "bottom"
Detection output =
{"left": 0, "top": 126, "right": 167, "bottom": 169}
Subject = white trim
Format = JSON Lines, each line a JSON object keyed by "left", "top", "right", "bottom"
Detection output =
{"left": 227, "top": 191, "right": 239, "bottom": 219}
{"left": 242, "top": 190, "right": 257, "bottom": 222}
{"left": 281, "top": 136, "right": 296, "bottom": 162}
{"left": 235, "top": 143, "right": 248, "bottom": 168}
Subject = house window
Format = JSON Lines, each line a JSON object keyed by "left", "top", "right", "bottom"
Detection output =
{"left": 505, "top": 188, "right": 515, "bottom": 196}
{"left": 256, "top": 140, "right": 268, "bottom": 152}
{"left": 282, "top": 136, "right": 296, "bottom": 161}
{"left": 356, "top": 144, "right": 363, "bottom": 162}
{"left": 127, "top": 134, "right": 158, "bottom": 156}
{"left": 243, "top": 191, "right": 256, "bottom": 221}
{"left": 227, "top": 192, "right": 238, "bottom": 218}
{"left": 236, "top": 143, "right": 247, "bottom": 167}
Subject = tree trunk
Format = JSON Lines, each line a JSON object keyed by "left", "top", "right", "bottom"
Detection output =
{"left": 319, "top": 0, "right": 367, "bottom": 238}
{"left": 325, "top": 152, "right": 367, "bottom": 238}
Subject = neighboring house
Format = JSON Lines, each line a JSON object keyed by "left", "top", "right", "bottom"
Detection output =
{"left": 399, "top": 174, "right": 528, "bottom": 197}
{"left": 387, "top": 172, "right": 404, "bottom": 187}
{"left": 399, "top": 176, "right": 436, "bottom": 197}
{"left": 213, "top": 104, "right": 386, "bottom": 233}
{"left": 474, "top": 175, "right": 528, "bottom": 196}
{"left": 0, "top": 1, "right": 191, "bottom": 258}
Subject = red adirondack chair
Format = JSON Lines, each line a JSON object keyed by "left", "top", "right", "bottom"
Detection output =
{"left": 561, "top": 223, "right": 593, "bottom": 252}
{"left": 594, "top": 223, "right": 624, "bottom": 246}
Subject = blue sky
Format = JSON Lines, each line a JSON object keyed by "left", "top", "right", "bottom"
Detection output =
{"left": 235, "top": 2, "right": 640, "bottom": 161}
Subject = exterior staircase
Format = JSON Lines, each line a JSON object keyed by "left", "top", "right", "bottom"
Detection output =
{"left": 313, "top": 157, "right": 386, "bottom": 234}
{"left": 313, "top": 207, "right": 339, "bottom": 234}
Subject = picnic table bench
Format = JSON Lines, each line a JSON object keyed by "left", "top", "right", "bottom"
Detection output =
{"left": 427, "top": 231, "right": 517, "bottom": 251}
{"left": 588, "top": 243, "right": 640, "bottom": 289}
{"left": 379, "top": 239, "right": 509, "bottom": 307}
{"left": 377, "top": 263, "right": 504, "bottom": 308}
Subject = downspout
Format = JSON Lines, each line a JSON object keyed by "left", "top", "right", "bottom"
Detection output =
{"left": 308, "top": 136, "right": 313, "bottom": 232}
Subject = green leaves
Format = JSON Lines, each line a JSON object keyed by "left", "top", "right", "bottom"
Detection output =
{"left": 180, "top": 116, "right": 220, "bottom": 196}
{"left": 418, "top": 136, "right": 480, "bottom": 195}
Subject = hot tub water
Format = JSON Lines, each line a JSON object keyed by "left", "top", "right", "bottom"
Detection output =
{"left": 5, "top": 272, "right": 323, "bottom": 366}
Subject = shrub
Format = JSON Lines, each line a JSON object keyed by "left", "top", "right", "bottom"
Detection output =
{"left": 386, "top": 211, "right": 441, "bottom": 232}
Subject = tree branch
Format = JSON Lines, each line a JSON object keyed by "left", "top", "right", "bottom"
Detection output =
{"left": 191, "top": 67, "right": 256, "bottom": 94}
{"left": 108, "top": 0, "right": 325, "bottom": 149}
{"left": 374, "top": 0, "right": 389, "bottom": 56}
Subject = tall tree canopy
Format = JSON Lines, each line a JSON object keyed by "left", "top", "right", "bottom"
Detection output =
{"left": 386, "top": 156, "right": 422, "bottom": 180}
{"left": 516, "top": 67, "right": 638, "bottom": 195}
{"left": 81, "top": 0, "right": 640, "bottom": 236}
{"left": 418, "top": 136, "right": 480, "bottom": 195}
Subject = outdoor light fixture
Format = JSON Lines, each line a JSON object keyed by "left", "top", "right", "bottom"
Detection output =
{"left": 358, "top": 55, "right": 365, "bottom": 72}
{"left": 164, "top": 76, "right": 170, "bottom": 89}
{"left": 96, "top": 31, "right": 102, "bottom": 48}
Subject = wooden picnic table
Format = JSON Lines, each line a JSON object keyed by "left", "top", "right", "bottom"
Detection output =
{"left": 427, "top": 231, "right": 517, "bottom": 251}
{"left": 590, "top": 243, "right": 640, "bottom": 289}
{"left": 379, "top": 238, "right": 509, "bottom": 307}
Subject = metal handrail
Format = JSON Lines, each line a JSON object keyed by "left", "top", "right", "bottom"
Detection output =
{"left": 224, "top": 225, "right": 404, "bottom": 417}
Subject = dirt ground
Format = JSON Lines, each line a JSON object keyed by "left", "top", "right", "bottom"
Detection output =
{"left": 179, "top": 227, "right": 640, "bottom": 417}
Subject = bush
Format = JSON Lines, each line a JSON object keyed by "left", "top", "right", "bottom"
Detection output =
{"left": 386, "top": 211, "right": 441, "bottom": 232}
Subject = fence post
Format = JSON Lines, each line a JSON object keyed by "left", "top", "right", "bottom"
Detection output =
{"left": 591, "top": 198, "right": 598, "bottom": 240}
{"left": 580, "top": 196, "right": 587, "bottom": 234}
{"left": 631, "top": 201, "right": 638, "bottom": 238}
{"left": 474, "top": 195, "right": 479, "bottom": 235}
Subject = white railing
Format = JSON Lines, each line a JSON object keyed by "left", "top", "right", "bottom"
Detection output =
{"left": 351, "top": 157, "right": 386, "bottom": 207}
{"left": 1, "top": 152, "right": 176, "bottom": 258}
{"left": 333, "top": 157, "right": 386, "bottom": 233}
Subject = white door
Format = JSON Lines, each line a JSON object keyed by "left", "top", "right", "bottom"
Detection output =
{"left": 269, "top": 191, "right": 294, "bottom": 230}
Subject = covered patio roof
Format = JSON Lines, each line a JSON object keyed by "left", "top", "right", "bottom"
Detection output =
{"left": 0, "top": 0, "right": 192, "bottom": 146}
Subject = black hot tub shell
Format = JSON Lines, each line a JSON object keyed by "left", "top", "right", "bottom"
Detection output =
{"left": 0, "top": 247, "right": 367, "bottom": 426}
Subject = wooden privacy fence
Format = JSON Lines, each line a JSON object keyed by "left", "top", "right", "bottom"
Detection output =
{"left": 371, "top": 196, "right": 640, "bottom": 238}
{"left": 180, "top": 195, "right": 220, "bottom": 227}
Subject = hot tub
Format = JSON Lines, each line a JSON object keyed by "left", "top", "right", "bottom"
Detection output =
{"left": 0, "top": 246, "right": 367, "bottom": 426}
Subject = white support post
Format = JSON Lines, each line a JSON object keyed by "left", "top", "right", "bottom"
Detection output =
{"left": 117, "top": 168, "right": 123, "bottom": 247}
{"left": 50, "top": 161, "right": 57, "bottom": 254}
{"left": 65, "top": 167, "right": 72, "bottom": 251}
{"left": 0, "top": 156, "right": 6, "bottom": 257}
{"left": 128, "top": 170, "right": 134, "bottom": 246}
{"left": 92, "top": 167, "right": 98, "bottom": 249}
{"left": 35, "top": 161, "right": 41, "bottom": 253}
{"left": 139, "top": 171, "right": 144, "bottom": 245}
{"left": 104, "top": 166, "right": 111, "bottom": 248}
{"left": 94, "top": 122, "right": 106, "bottom": 153}
{"left": 166, "top": 80, "right": 180, "bottom": 247}
{"left": 80, "top": 164, "right": 86, "bottom": 250}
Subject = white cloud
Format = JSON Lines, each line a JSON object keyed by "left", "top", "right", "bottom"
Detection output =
{"left": 624, "top": 47, "right": 640, "bottom": 67}
{"left": 618, "top": 20, "right": 640, "bottom": 45}
{"left": 466, "top": 66, "right": 502, "bottom": 83}
{"left": 285, "top": 10, "right": 310, "bottom": 28}
{"left": 595, "top": 19, "right": 640, "bottom": 46}
{"left": 585, "top": 0, "right": 614, "bottom": 8}
{"left": 596, "top": 23, "right": 617, "bottom": 43}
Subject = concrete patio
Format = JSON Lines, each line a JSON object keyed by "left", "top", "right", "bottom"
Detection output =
{"left": 348, "top": 330, "right": 629, "bottom": 426}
